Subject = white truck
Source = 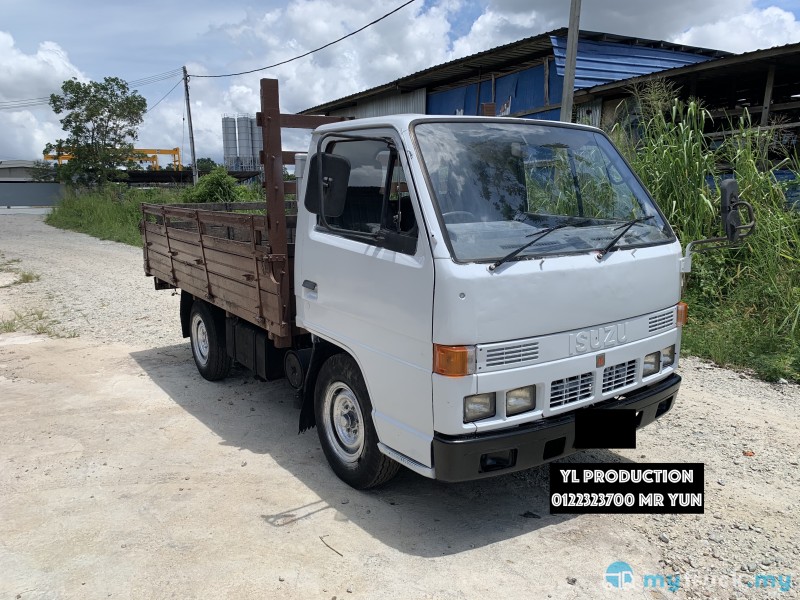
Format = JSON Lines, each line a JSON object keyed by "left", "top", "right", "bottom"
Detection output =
{"left": 141, "top": 79, "right": 753, "bottom": 488}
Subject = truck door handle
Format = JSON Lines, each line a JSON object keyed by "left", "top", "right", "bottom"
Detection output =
{"left": 302, "top": 280, "right": 317, "bottom": 291}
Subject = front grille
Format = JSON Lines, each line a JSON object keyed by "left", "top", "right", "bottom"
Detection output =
{"left": 649, "top": 310, "right": 675, "bottom": 332}
{"left": 485, "top": 342, "right": 539, "bottom": 368}
{"left": 550, "top": 372, "right": 594, "bottom": 408}
{"left": 602, "top": 360, "right": 637, "bottom": 393}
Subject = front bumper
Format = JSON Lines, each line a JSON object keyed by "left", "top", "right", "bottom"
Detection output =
{"left": 431, "top": 373, "right": 681, "bottom": 482}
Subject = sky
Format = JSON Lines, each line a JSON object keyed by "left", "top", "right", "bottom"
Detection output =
{"left": 1, "top": 0, "right": 799, "bottom": 165}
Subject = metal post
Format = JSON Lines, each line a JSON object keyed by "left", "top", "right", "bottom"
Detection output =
{"left": 183, "top": 66, "right": 199, "bottom": 184}
{"left": 559, "top": 0, "right": 582, "bottom": 123}
{"left": 760, "top": 64, "right": 776, "bottom": 127}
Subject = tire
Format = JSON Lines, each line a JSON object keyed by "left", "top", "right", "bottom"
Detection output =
{"left": 314, "top": 354, "right": 400, "bottom": 489}
{"left": 189, "top": 301, "right": 231, "bottom": 381}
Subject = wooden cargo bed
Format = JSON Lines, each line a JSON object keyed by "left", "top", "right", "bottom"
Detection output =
{"left": 141, "top": 201, "right": 297, "bottom": 344}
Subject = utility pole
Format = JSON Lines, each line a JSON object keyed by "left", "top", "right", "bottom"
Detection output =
{"left": 560, "top": 0, "right": 582, "bottom": 123}
{"left": 183, "top": 66, "right": 199, "bottom": 184}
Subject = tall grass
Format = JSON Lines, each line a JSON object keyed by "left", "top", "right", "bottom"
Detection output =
{"left": 46, "top": 169, "right": 263, "bottom": 246}
{"left": 612, "top": 81, "right": 800, "bottom": 381}
{"left": 46, "top": 186, "right": 182, "bottom": 246}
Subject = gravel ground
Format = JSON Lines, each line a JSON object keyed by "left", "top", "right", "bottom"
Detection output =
{"left": 0, "top": 215, "right": 798, "bottom": 599}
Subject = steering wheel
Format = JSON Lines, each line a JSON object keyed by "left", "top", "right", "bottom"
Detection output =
{"left": 442, "top": 211, "right": 477, "bottom": 224}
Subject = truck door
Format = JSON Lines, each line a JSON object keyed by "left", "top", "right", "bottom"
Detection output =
{"left": 296, "top": 133, "right": 435, "bottom": 468}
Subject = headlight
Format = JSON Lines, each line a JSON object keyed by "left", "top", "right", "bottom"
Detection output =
{"left": 643, "top": 351, "right": 661, "bottom": 377}
{"left": 506, "top": 385, "right": 536, "bottom": 416}
{"left": 661, "top": 345, "right": 676, "bottom": 368}
{"left": 464, "top": 393, "right": 496, "bottom": 423}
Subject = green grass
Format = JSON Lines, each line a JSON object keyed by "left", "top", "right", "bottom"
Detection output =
{"left": 46, "top": 174, "right": 266, "bottom": 247}
{"left": 0, "top": 254, "right": 41, "bottom": 287}
{"left": 16, "top": 270, "right": 41, "bottom": 284}
{"left": 0, "top": 308, "right": 76, "bottom": 338}
{"left": 46, "top": 186, "right": 182, "bottom": 246}
{"left": 0, "top": 317, "right": 18, "bottom": 333}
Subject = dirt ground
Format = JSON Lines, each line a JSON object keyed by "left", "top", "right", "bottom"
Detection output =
{"left": 0, "top": 215, "right": 798, "bottom": 600}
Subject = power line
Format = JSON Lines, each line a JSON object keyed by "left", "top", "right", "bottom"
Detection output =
{"left": 0, "top": 69, "right": 183, "bottom": 111}
{"left": 145, "top": 78, "right": 184, "bottom": 113}
{"left": 128, "top": 69, "right": 184, "bottom": 87}
{"left": 192, "top": 0, "right": 417, "bottom": 79}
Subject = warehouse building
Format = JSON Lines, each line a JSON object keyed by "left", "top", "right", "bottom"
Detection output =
{"left": 300, "top": 28, "right": 727, "bottom": 125}
{"left": 300, "top": 28, "right": 799, "bottom": 142}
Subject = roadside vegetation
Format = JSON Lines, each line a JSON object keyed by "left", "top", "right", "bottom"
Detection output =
{"left": 46, "top": 167, "right": 262, "bottom": 246}
{"left": 0, "top": 255, "right": 42, "bottom": 287}
{"left": 611, "top": 81, "right": 800, "bottom": 382}
{"left": 0, "top": 308, "right": 75, "bottom": 338}
{"left": 0, "top": 254, "right": 75, "bottom": 337}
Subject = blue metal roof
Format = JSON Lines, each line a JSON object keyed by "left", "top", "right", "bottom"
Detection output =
{"left": 551, "top": 36, "right": 713, "bottom": 89}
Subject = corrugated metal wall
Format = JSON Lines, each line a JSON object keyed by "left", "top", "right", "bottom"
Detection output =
{"left": 550, "top": 36, "right": 711, "bottom": 89}
{"left": 427, "top": 61, "right": 561, "bottom": 117}
{"left": 575, "top": 99, "right": 603, "bottom": 128}
{"left": 328, "top": 88, "right": 426, "bottom": 118}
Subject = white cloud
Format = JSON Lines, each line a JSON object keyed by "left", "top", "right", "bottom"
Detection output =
{"left": 675, "top": 6, "right": 800, "bottom": 52}
{"left": 0, "top": 32, "right": 85, "bottom": 99}
{"left": 0, "top": 32, "right": 86, "bottom": 159}
{"left": 2, "top": 1, "right": 799, "bottom": 163}
{"left": 449, "top": 9, "right": 551, "bottom": 59}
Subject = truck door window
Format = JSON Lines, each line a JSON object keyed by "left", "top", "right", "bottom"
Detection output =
{"left": 321, "top": 139, "right": 418, "bottom": 253}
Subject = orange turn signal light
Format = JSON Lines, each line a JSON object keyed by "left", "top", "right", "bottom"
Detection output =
{"left": 677, "top": 302, "right": 689, "bottom": 327}
{"left": 433, "top": 344, "right": 476, "bottom": 377}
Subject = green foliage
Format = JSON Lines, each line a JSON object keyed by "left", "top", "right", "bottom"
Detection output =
{"left": 47, "top": 186, "right": 182, "bottom": 246}
{"left": 181, "top": 167, "right": 263, "bottom": 203}
{"left": 195, "top": 157, "right": 217, "bottom": 172}
{"left": 30, "top": 160, "right": 57, "bottom": 182}
{"left": 611, "top": 81, "right": 800, "bottom": 381}
{"left": 182, "top": 166, "right": 239, "bottom": 203}
{"left": 45, "top": 77, "right": 147, "bottom": 185}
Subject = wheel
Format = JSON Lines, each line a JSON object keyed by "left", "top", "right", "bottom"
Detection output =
{"left": 189, "top": 301, "right": 231, "bottom": 381}
{"left": 442, "top": 210, "right": 477, "bottom": 224}
{"left": 314, "top": 354, "right": 400, "bottom": 489}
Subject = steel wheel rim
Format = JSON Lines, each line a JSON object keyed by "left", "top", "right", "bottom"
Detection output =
{"left": 191, "top": 314, "right": 210, "bottom": 366}
{"left": 323, "top": 382, "right": 365, "bottom": 463}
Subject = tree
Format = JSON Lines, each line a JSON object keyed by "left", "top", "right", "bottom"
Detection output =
{"left": 45, "top": 77, "right": 147, "bottom": 185}
{"left": 30, "top": 160, "right": 57, "bottom": 182}
{"left": 195, "top": 157, "right": 217, "bottom": 172}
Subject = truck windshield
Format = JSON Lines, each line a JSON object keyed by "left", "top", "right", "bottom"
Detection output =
{"left": 413, "top": 121, "right": 673, "bottom": 263}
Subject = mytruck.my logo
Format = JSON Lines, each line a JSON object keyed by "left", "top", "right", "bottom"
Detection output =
{"left": 604, "top": 561, "right": 793, "bottom": 594}
{"left": 604, "top": 562, "right": 635, "bottom": 590}
{"left": 604, "top": 562, "right": 680, "bottom": 593}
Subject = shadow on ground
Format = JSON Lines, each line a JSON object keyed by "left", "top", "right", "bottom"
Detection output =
{"left": 131, "top": 343, "right": 634, "bottom": 558}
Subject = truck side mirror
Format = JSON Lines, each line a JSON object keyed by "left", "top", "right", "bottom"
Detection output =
{"left": 681, "top": 177, "right": 756, "bottom": 273}
{"left": 719, "top": 179, "right": 755, "bottom": 243}
{"left": 304, "top": 153, "right": 350, "bottom": 218}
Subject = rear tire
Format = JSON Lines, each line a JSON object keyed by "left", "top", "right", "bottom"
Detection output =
{"left": 189, "top": 301, "right": 231, "bottom": 381}
{"left": 315, "top": 354, "right": 400, "bottom": 489}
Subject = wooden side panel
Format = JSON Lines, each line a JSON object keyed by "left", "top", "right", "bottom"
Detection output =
{"left": 141, "top": 202, "right": 295, "bottom": 336}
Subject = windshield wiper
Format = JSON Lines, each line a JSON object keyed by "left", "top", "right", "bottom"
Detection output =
{"left": 596, "top": 215, "right": 655, "bottom": 260}
{"left": 489, "top": 223, "right": 570, "bottom": 271}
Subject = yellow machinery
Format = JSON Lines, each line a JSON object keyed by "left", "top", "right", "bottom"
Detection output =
{"left": 43, "top": 148, "right": 182, "bottom": 171}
